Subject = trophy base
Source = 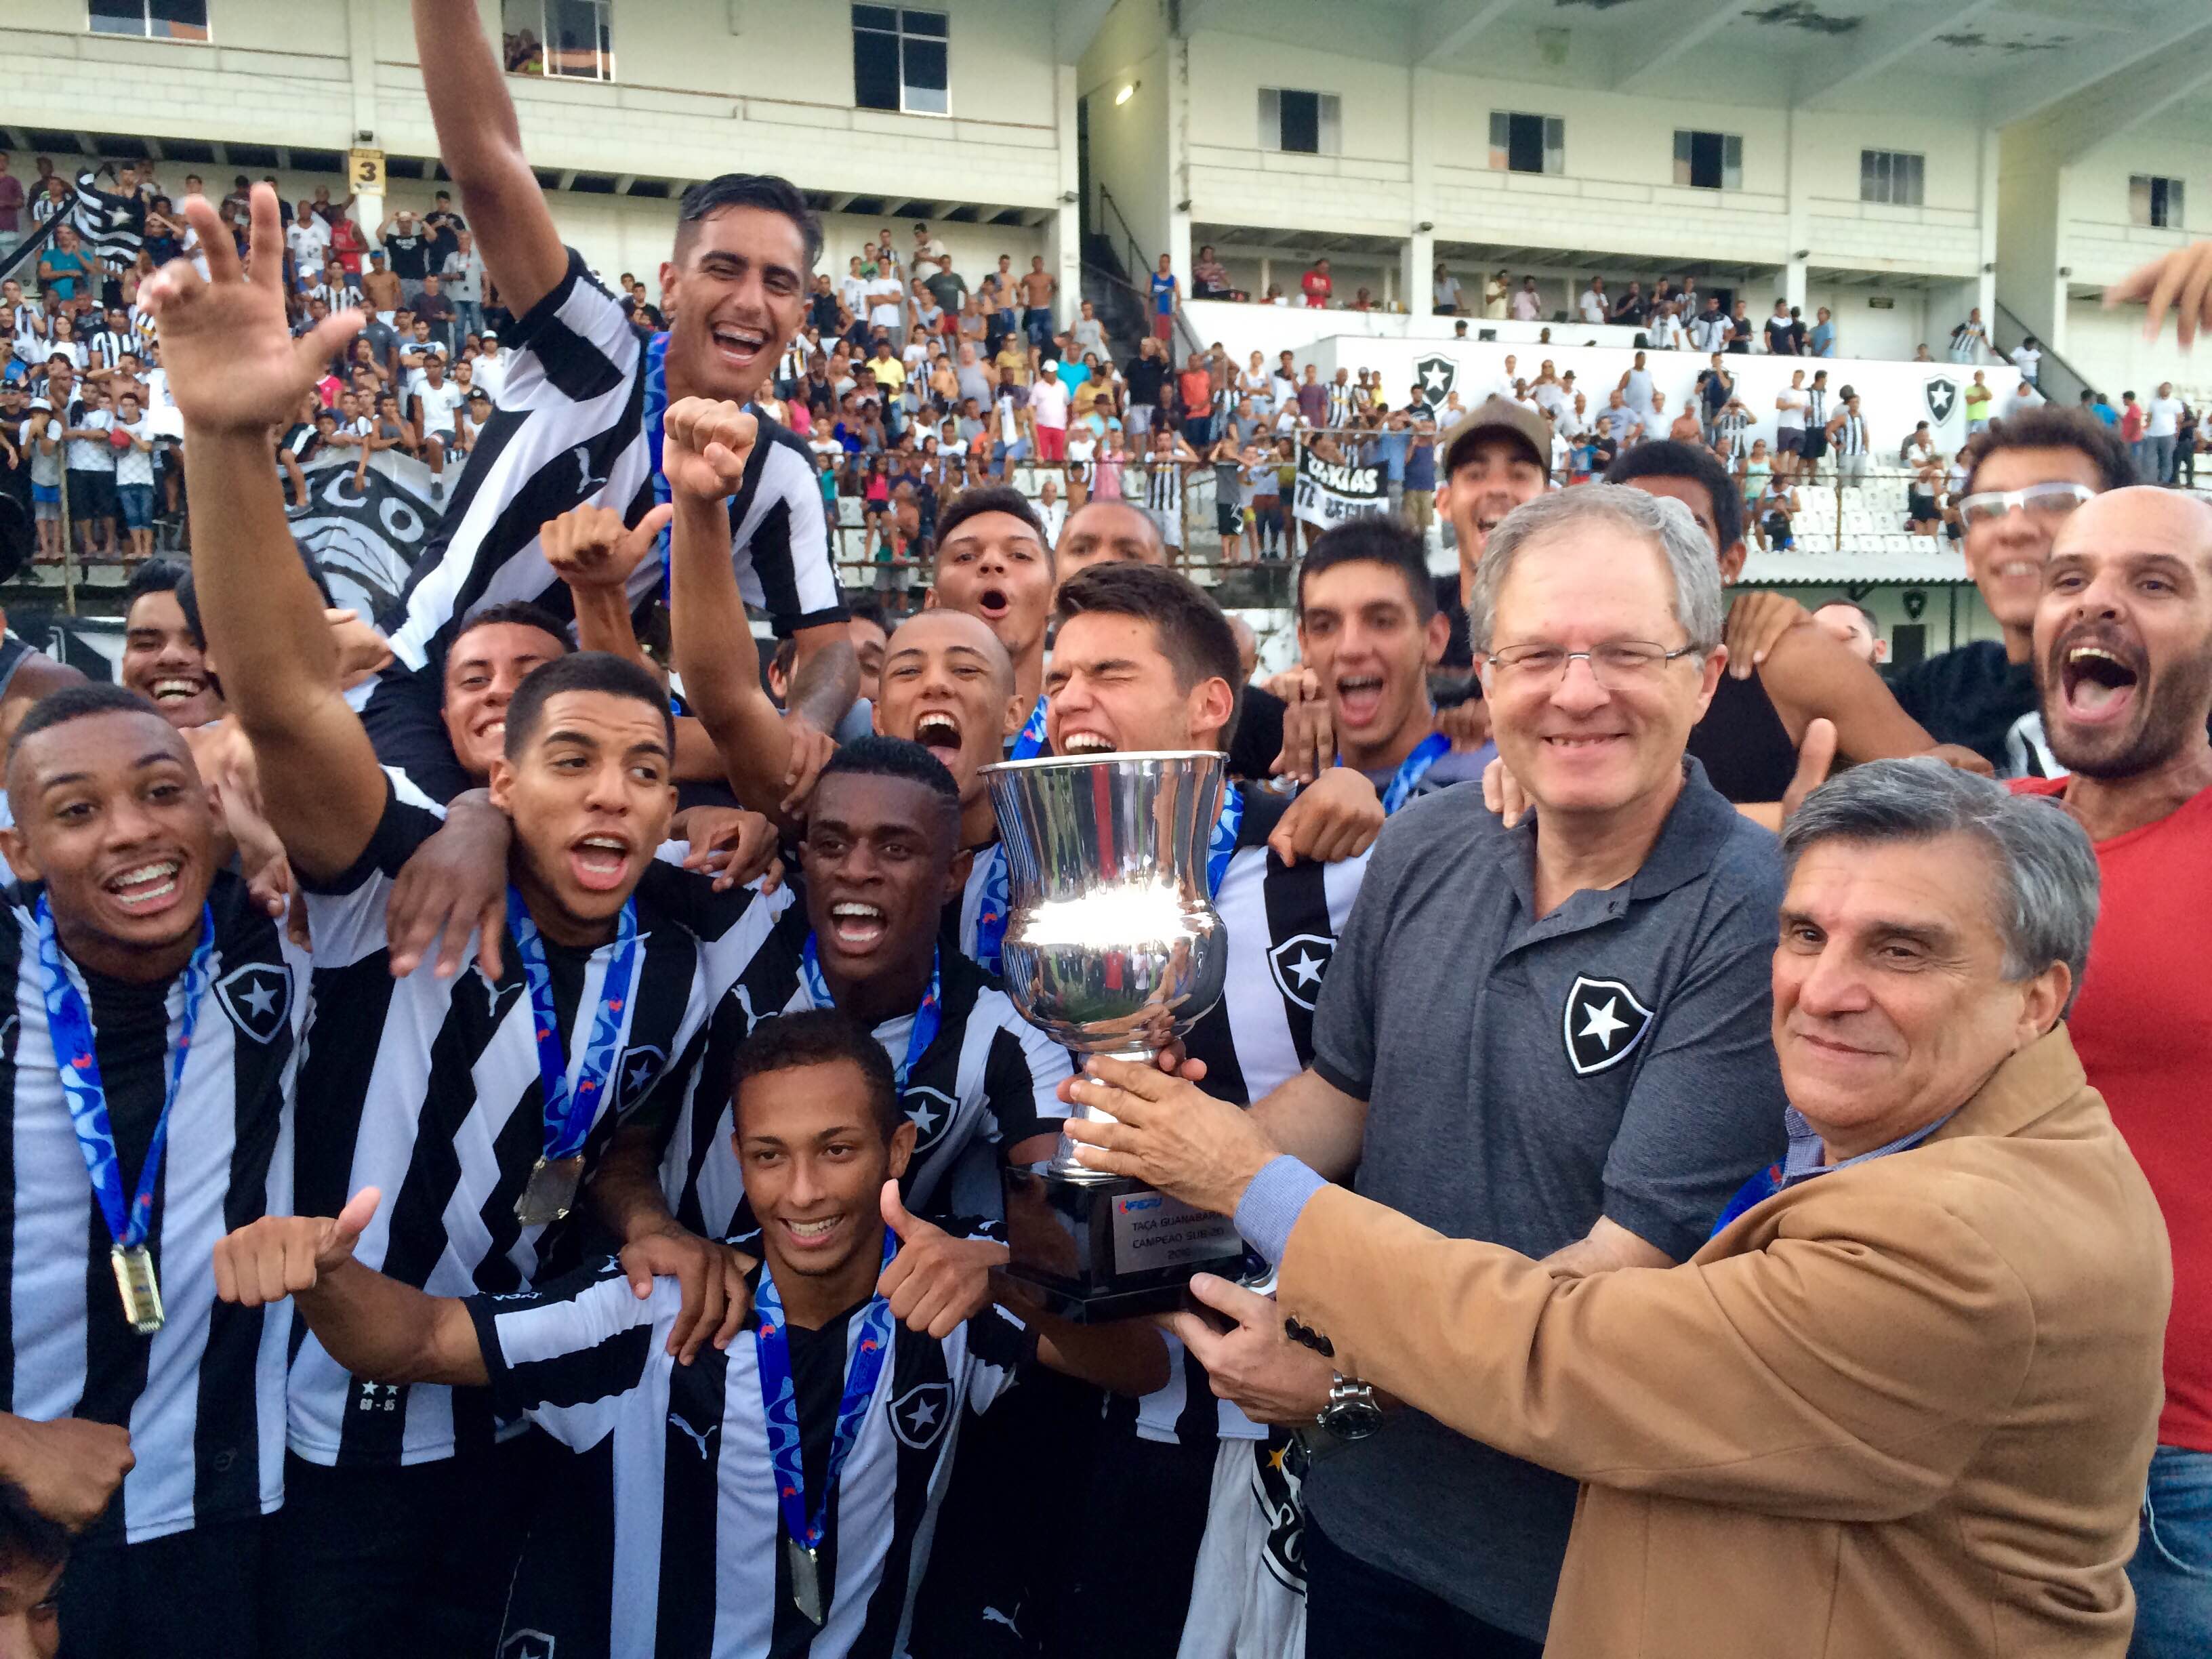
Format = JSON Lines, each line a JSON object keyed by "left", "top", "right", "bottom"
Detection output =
{"left": 1002, "top": 1165, "right": 1248, "bottom": 1324}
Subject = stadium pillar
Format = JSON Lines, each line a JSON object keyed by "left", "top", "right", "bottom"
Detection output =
{"left": 1168, "top": 35, "right": 1193, "bottom": 298}
{"left": 1050, "top": 61, "right": 1081, "bottom": 330}
{"left": 1783, "top": 106, "right": 1810, "bottom": 319}
{"left": 1403, "top": 67, "right": 1436, "bottom": 316}
{"left": 1974, "top": 125, "right": 2000, "bottom": 325}
{"left": 344, "top": 0, "right": 384, "bottom": 231}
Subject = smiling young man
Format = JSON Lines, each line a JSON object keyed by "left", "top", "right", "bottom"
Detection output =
{"left": 2010, "top": 486, "right": 2212, "bottom": 1658}
{"left": 1041, "top": 562, "right": 1374, "bottom": 1659}
{"left": 144, "top": 186, "right": 798, "bottom": 1657}
{"left": 0, "top": 684, "right": 310, "bottom": 1659}
{"left": 359, "top": 0, "right": 856, "bottom": 806}
{"left": 213, "top": 1010, "right": 1164, "bottom": 1658}
{"left": 117, "top": 560, "right": 222, "bottom": 731}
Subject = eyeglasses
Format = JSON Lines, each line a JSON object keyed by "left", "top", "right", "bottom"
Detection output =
{"left": 1485, "top": 640, "right": 1702, "bottom": 688}
{"left": 1957, "top": 481, "right": 2094, "bottom": 527}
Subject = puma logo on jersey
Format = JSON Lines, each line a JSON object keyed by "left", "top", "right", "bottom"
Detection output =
{"left": 668, "top": 1412, "right": 719, "bottom": 1458}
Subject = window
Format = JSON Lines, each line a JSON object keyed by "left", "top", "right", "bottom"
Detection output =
{"left": 1490, "top": 112, "right": 1564, "bottom": 176}
{"left": 1258, "top": 89, "right": 1342, "bottom": 156}
{"left": 2131, "top": 174, "right": 2186, "bottom": 230}
{"left": 502, "top": 0, "right": 614, "bottom": 81}
{"left": 1860, "top": 148, "right": 1925, "bottom": 207}
{"left": 1673, "top": 129, "right": 1742, "bottom": 192}
{"left": 87, "top": 0, "right": 208, "bottom": 39}
{"left": 853, "top": 7, "right": 948, "bottom": 116}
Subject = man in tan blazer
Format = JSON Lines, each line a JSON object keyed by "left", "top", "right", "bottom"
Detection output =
{"left": 1064, "top": 760, "right": 2171, "bottom": 1657}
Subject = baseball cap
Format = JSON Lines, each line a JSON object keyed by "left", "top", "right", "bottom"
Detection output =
{"left": 1438, "top": 394, "right": 1551, "bottom": 480}
{"left": 481, "top": 329, "right": 498, "bottom": 341}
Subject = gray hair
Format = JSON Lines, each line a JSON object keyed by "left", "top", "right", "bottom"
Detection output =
{"left": 1468, "top": 485, "right": 1725, "bottom": 657}
{"left": 1780, "top": 759, "right": 2099, "bottom": 1008}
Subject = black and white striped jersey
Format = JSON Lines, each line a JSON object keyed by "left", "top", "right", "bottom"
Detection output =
{"left": 286, "top": 785, "right": 796, "bottom": 1467}
{"left": 657, "top": 899, "right": 1072, "bottom": 1240}
{"left": 0, "top": 872, "right": 308, "bottom": 1544}
{"left": 1126, "top": 787, "right": 1368, "bottom": 1448}
{"left": 380, "top": 246, "right": 844, "bottom": 678}
{"left": 470, "top": 1252, "right": 1030, "bottom": 1659}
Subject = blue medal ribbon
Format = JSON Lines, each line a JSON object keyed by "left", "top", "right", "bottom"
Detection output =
{"left": 642, "top": 329, "right": 674, "bottom": 607}
{"left": 1007, "top": 694, "right": 1049, "bottom": 761}
{"left": 1370, "top": 731, "right": 1450, "bottom": 817}
{"left": 801, "top": 937, "right": 942, "bottom": 1094}
{"left": 506, "top": 887, "right": 640, "bottom": 1166}
{"left": 972, "top": 844, "right": 1012, "bottom": 977}
{"left": 754, "top": 1231, "right": 899, "bottom": 1568}
{"left": 1207, "top": 784, "right": 1244, "bottom": 897}
{"left": 36, "top": 895, "right": 215, "bottom": 1257}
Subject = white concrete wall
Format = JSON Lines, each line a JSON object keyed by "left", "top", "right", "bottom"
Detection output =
{"left": 3, "top": 0, "right": 1067, "bottom": 219}
{"left": 1078, "top": 0, "right": 1174, "bottom": 274}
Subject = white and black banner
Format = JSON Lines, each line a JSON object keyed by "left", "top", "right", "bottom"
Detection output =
{"left": 287, "top": 451, "right": 444, "bottom": 621}
{"left": 1292, "top": 445, "right": 1389, "bottom": 529}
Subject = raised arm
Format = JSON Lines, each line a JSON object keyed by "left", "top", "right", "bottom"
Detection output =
{"left": 659, "top": 398, "right": 821, "bottom": 819}
{"left": 142, "top": 186, "right": 386, "bottom": 882}
{"left": 409, "top": 0, "right": 568, "bottom": 319}
{"left": 213, "top": 1188, "right": 489, "bottom": 1389}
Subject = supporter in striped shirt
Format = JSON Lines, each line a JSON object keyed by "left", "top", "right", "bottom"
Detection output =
{"left": 212, "top": 1010, "right": 1167, "bottom": 1659}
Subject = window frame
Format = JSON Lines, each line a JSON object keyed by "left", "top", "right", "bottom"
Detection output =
{"left": 1859, "top": 148, "right": 1925, "bottom": 208}
{"left": 2130, "top": 173, "right": 2186, "bottom": 230}
{"left": 1257, "top": 87, "right": 1343, "bottom": 157}
{"left": 853, "top": 5, "right": 951, "bottom": 119}
{"left": 1673, "top": 129, "right": 1742, "bottom": 192}
{"left": 86, "top": 0, "right": 211, "bottom": 41}
{"left": 1489, "top": 110, "right": 1565, "bottom": 177}
{"left": 502, "top": 0, "right": 617, "bottom": 85}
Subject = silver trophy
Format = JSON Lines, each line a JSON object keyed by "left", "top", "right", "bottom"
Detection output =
{"left": 982, "top": 750, "right": 1244, "bottom": 1319}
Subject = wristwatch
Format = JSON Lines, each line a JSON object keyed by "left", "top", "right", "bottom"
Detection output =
{"left": 1315, "top": 1374, "right": 1385, "bottom": 1441}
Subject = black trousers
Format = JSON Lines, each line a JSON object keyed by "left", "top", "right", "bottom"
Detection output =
{"left": 1305, "top": 1516, "right": 1546, "bottom": 1659}
{"left": 265, "top": 1433, "right": 547, "bottom": 1659}
{"left": 1045, "top": 1431, "right": 1217, "bottom": 1659}
{"left": 58, "top": 1513, "right": 266, "bottom": 1659}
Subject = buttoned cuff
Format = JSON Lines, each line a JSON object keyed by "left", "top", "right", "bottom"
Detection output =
{"left": 1235, "top": 1155, "right": 1327, "bottom": 1265}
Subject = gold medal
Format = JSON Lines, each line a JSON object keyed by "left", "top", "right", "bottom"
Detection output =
{"left": 110, "top": 1243, "right": 164, "bottom": 1335}
{"left": 786, "top": 1533, "right": 825, "bottom": 1625}
{"left": 514, "top": 1153, "right": 586, "bottom": 1227}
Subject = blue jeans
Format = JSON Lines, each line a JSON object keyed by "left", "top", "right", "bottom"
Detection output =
{"left": 2130, "top": 1444, "right": 2212, "bottom": 1657}
{"left": 1306, "top": 1518, "right": 1544, "bottom": 1658}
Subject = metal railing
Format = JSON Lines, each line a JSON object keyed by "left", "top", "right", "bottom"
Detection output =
{"left": 1992, "top": 299, "right": 2093, "bottom": 409}
{"left": 1095, "top": 186, "right": 1203, "bottom": 361}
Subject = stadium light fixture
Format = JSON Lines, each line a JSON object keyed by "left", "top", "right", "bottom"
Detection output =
{"left": 1115, "top": 82, "right": 1138, "bottom": 105}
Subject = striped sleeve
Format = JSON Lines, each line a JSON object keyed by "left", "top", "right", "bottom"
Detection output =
{"left": 961, "top": 1303, "right": 1035, "bottom": 1415}
{"left": 977, "top": 990, "right": 1072, "bottom": 1143}
{"left": 731, "top": 424, "right": 846, "bottom": 637}
{"left": 497, "top": 248, "right": 638, "bottom": 410}
{"left": 294, "top": 776, "right": 447, "bottom": 967}
{"left": 466, "top": 1257, "right": 674, "bottom": 1452}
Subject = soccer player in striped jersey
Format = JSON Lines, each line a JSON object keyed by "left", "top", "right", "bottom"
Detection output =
{"left": 644, "top": 737, "right": 1071, "bottom": 1242}
{"left": 359, "top": 0, "right": 857, "bottom": 807}
{"left": 144, "top": 189, "right": 794, "bottom": 1656}
{"left": 0, "top": 683, "right": 310, "bottom": 1658}
{"left": 1038, "top": 563, "right": 1371, "bottom": 1659}
{"left": 213, "top": 1010, "right": 1167, "bottom": 1659}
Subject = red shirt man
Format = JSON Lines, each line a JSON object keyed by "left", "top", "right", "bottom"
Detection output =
{"left": 1301, "top": 260, "right": 1332, "bottom": 309}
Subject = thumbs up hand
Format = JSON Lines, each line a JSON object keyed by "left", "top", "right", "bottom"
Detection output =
{"left": 876, "top": 1181, "right": 1007, "bottom": 1340}
{"left": 212, "top": 1187, "right": 382, "bottom": 1309}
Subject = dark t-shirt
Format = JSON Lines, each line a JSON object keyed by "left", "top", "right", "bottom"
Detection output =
{"left": 1125, "top": 356, "right": 1167, "bottom": 407}
{"left": 384, "top": 231, "right": 430, "bottom": 280}
{"left": 1685, "top": 670, "right": 1798, "bottom": 804}
{"left": 1227, "top": 683, "right": 1288, "bottom": 782}
{"left": 923, "top": 272, "right": 967, "bottom": 316}
{"left": 1886, "top": 639, "right": 2039, "bottom": 773}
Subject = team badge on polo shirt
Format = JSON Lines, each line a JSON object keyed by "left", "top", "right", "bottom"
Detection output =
{"left": 216, "top": 961, "right": 293, "bottom": 1044}
{"left": 1267, "top": 933, "right": 1336, "bottom": 1011}
{"left": 1563, "top": 975, "right": 1654, "bottom": 1076}
{"left": 888, "top": 1381, "right": 952, "bottom": 1450}
{"left": 500, "top": 1631, "right": 556, "bottom": 1659}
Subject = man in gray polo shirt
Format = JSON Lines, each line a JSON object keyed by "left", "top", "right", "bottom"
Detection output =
{"left": 1063, "top": 485, "right": 1789, "bottom": 1654}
